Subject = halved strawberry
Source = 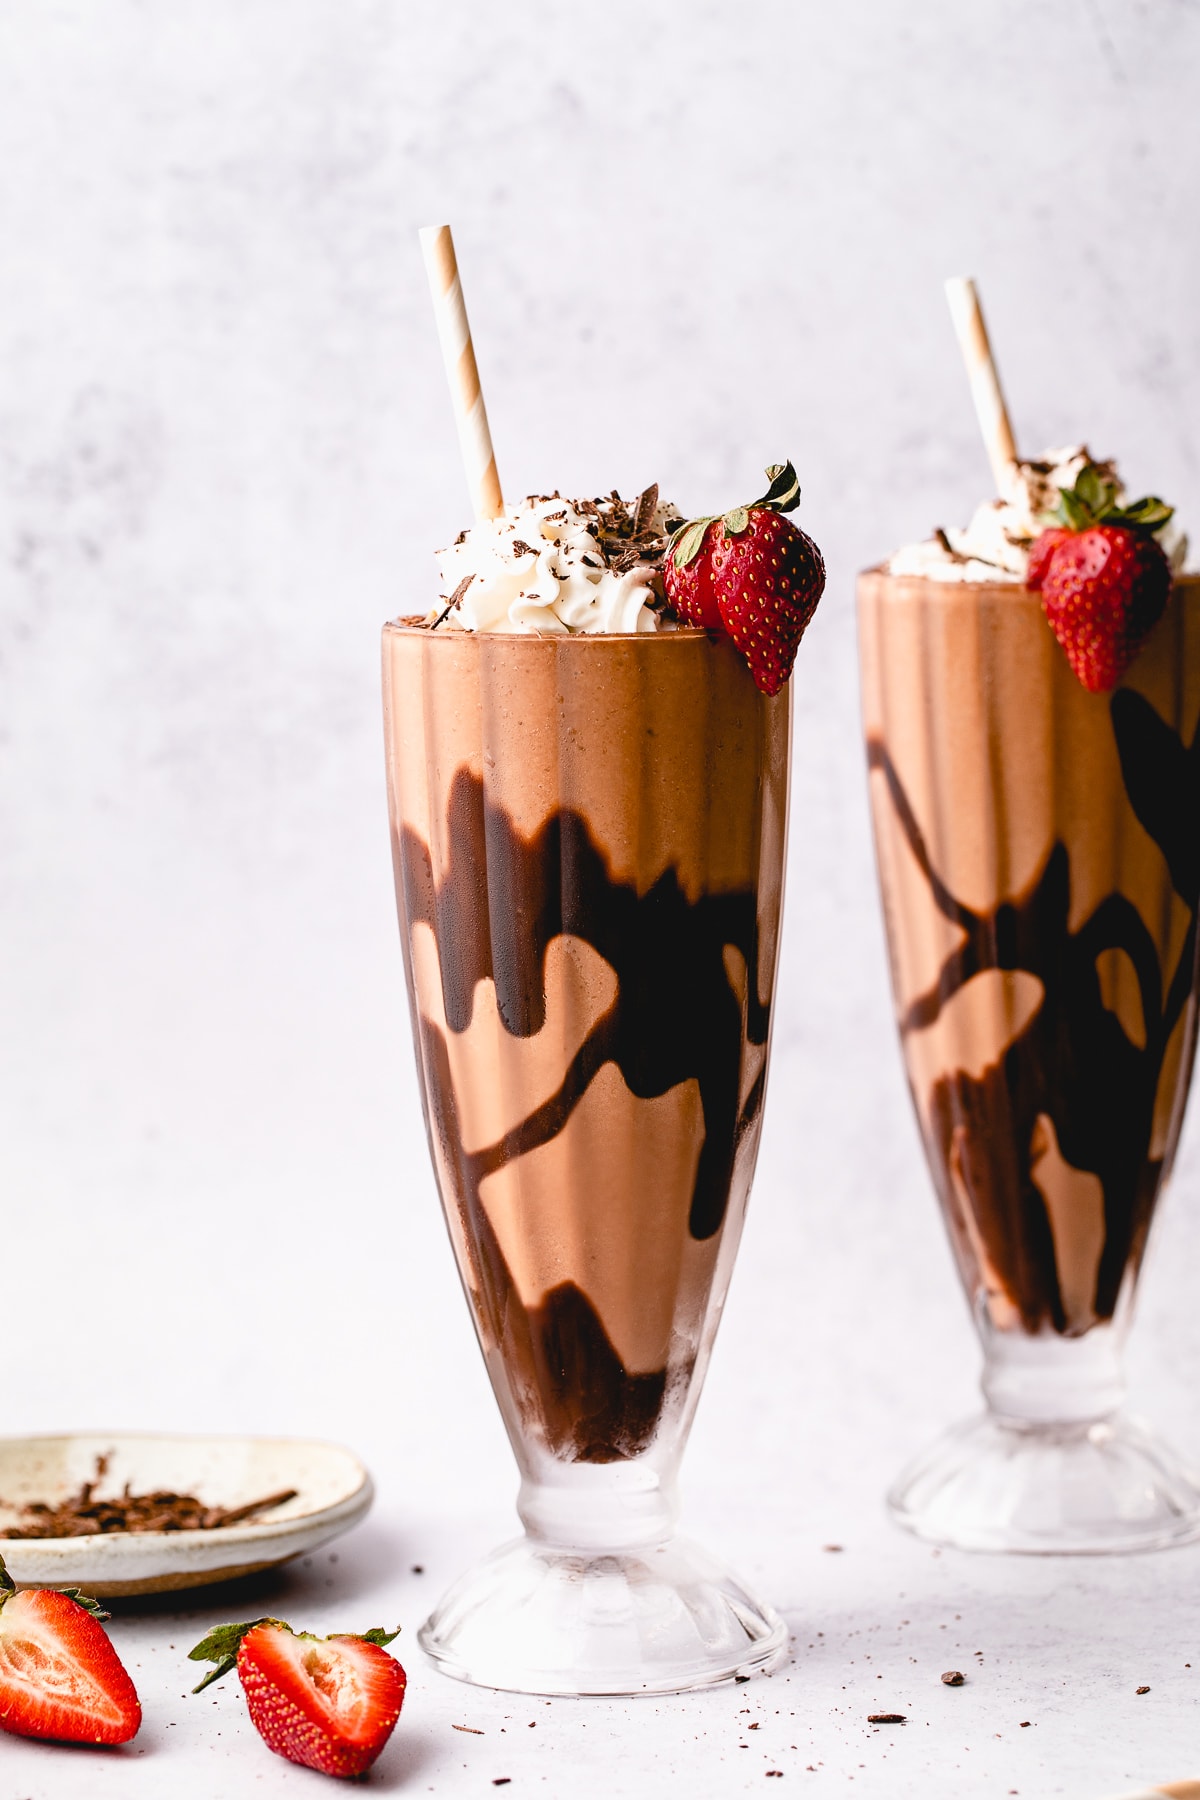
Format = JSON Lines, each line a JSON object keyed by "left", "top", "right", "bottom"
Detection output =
{"left": 664, "top": 462, "right": 825, "bottom": 694}
{"left": 0, "top": 1556, "right": 140, "bottom": 1745}
{"left": 1027, "top": 465, "right": 1175, "bottom": 693}
{"left": 189, "top": 1615, "right": 406, "bottom": 1779}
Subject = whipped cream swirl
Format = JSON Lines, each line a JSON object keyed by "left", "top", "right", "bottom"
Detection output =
{"left": 432, "top": 491, "right": 684, "bottom": 634}
{"left": 888, "top": 446, "right": 1188, "bottom": 583}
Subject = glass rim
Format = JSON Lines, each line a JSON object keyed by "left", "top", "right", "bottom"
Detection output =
{"left": 381, "top": 618, "right": 723, "bottom": 645}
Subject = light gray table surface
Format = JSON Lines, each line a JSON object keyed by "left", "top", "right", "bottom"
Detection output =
{"left": 2, "top": 1, "right": 1199, "bottom": 1793}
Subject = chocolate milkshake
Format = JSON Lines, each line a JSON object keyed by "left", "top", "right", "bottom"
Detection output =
{"left": 383, "top": 625, "right": 788, "bottom": 1464}
{"left": 860, "top": 447, "right": 1200, "bottom": 1551}
{"left": 384, "top": 473, "right": 820, "bottom": 1688}
{"left": 861, "top": 572, "right": 1200, "bottom": 1334}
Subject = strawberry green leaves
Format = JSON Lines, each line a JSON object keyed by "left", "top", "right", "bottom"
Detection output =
{"left": 666, "top": 462, "right": 804, "bottom": 572}
{"left": 1055, "top": 465, "right": 1174, "bottom": 536}
{"left": 189, "top": 1619, "right": 272, "bottom": 1691}
{"left": 189, "top": 1617, "right": 403, "bottom": 1692}
{"left": 356, "top": 1626, "right": 403, "bottom": 1648}
{"left": 669, "top": 514, "right": 718, "bottom": 571}
{"left": 754, "top": 462, "right": 802, "bottom": 513}
{"left": 1116, "top": 495, "right": 1175, "bottom": 531}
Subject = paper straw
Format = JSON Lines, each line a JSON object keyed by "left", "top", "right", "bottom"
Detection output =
{"left": 419, "top": 224, "right": 504, "bottom": 522}
{"left": 944, "top": 275, "right": 1019, "bottom": 496}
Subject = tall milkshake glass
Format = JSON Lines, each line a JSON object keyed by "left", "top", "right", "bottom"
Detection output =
{"left": 859, "top": 569, "right": 1200, "bottom": 1552}
{"left": 383, "top": 623, "right": 790, "bottom": 1690}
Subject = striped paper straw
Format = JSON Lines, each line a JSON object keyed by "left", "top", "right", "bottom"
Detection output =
{"left": 944, "top": 275, "right": 1019, "bottom": 497}
{"left": 419, "top": 224, "right": 504, "bottom": 522}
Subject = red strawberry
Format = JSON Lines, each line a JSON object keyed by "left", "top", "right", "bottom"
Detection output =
{"left": 664, "top": 462, "right": 825, "bottom": 694}
{"left": 190, "top": 1615, "right": 406, "bottom": 1779}
{"left": 0, "top": 1557, "right": 140, "bottom": 1745}
{"left": 1027, "top": 466, "right": 1175, "bottom": 693}
{"left": 663, "top": 526, "right": 722, "bottom": 627}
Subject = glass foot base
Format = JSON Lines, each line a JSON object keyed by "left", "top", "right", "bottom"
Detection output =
{"left": 418, "top": 1533, "right": 788, "bottom": 1696}
{"left": 889, "top": 1411, "right": 1200, "bottom": 1554}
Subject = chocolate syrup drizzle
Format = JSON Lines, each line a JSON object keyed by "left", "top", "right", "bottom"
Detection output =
{"left": 868, "top": 687, "right": 1200, "bottom": 1334}
{"left": 396, "top": 768, "right": 770, "bottom": 1460}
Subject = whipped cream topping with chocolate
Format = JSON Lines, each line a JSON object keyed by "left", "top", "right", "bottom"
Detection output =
{"left": 432, "top": 486, "right": 684, "bottom": 634}
{"left": 888, "top": 446, "right": 1189, "bottom": 583}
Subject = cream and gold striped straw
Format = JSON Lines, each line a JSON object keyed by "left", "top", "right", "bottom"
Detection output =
{"left": 419, "top": 224, "right": 504, "bottom": 522}
{"left": 944, "top": 275, "right": 1019, "bottom": 497}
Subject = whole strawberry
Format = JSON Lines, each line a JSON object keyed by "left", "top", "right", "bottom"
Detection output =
{"left": 190, "top": 1615, "right": 406, "bottom": 1779}
{"left": 0, "top": 1555, "right": 140, "bottom": 1745}
{"left": 664, "top": 462, "right": 825, "bottom": 695}
{"left": 1027, "top": 466, "right": 1175, "bottom": 693}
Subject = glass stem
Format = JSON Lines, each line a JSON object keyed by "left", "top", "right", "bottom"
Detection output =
{"left": 517, "top": 1460, "right": 681, "bottom": 1552}
{"left": 979, "top": 1318, "right": 1127, "bottom": 1426}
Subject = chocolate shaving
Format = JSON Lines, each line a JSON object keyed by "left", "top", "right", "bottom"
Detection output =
{"left": 431, "top": 573, "right": 475, "bottom": 630}
{"left": 632, "top": 483, "right": 659, "bottom": 539}
{"left": 511, "top": 540, "right": 535, "bottom": 558}
{"left": 867, "top": 1713, "right": 906, "bottom": 1724}
{"left": 0, "top": 1459, "right": 298, "bottom": 1538}
{"left": 933, "top": 527, "right": 972, "bottom": 564}
{"left": 580, "top": 485, "right": 682, "bottom": 584}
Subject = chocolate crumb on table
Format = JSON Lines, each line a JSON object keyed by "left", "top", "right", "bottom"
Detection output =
{"left": 0, "top": 1458, "right": 297, "bottom": 1537}
{"left": 941, "top": 1670, "right": 965, "bottom": 1686}
{"left": 1136, "top": 1684, "right": 1151, "bottom": 1694}
{"left": 867, "top": 1713, "right": 906, "bottom": 1724}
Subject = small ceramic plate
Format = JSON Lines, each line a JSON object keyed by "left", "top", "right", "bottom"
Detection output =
{"left": 0, "top": 1432, "right": 373, "bottom": 1597}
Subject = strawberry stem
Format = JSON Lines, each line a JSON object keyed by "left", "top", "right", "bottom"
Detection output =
{"left": 667, "top": 461, "right": 803, "bottom": 568}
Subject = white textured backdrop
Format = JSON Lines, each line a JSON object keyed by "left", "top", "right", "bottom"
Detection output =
{"left": 2, "top": 3, "right": 1200, "bottom": 1794}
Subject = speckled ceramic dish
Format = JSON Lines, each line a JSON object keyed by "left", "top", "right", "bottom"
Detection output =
{"left": 0, "top": 1433, "right": 373, "bottom": 1596}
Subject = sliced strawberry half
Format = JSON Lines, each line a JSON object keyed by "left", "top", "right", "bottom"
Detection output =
{"left": 189, "top": 1615, "right": 406, "bottom": 1779}
{"left": 0, "top": 1557, "right": 140, "bottom": 1745}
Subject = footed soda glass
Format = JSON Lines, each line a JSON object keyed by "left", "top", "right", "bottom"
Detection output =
{"left": 859, "top": 571, "right": 1200, "bottom": 1554}
{"left": 382, "top": 624, "right": 790, "bottom": 1691}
